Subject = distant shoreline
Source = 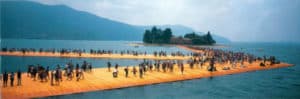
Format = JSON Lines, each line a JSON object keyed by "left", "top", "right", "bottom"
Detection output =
{"left": 128, "top": 42, "right": 229, "bottom": 48}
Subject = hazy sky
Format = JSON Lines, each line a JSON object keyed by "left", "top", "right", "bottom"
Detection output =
{"left": 30, "top": 0, "right": 300, "bottom": 42}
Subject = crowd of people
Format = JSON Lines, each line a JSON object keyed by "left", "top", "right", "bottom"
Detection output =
{"left": 2, "top": 46, "right": 281, "bottom": 88}
{"left": 1, "top": 47, "right": 189, "bottom": 57}
{"left": 108, "top": 60, "right": 186, "bottom": 78}
{"left": 1, "top": 70, "right": 21, "bottom": 87}
{"left": 105, "top": 46, "right": 281, "bottom": 79}
{"left": 106, "top": 57, "right": 218, "bottom": 79}
{"left": 186, "top": 46, "right": 280, "bottom": 70}
{"left": 1, "top": 60, "right": 93, "bottom": 87}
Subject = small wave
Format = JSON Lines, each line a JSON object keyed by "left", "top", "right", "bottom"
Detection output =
{"left": 292, "top": 83, "right": 300, "bottom": 87}
{"left": 273, "top": 76, "right": 284, "bottom": 80}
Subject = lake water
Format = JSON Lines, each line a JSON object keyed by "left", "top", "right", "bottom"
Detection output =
{"left": 1, "top": 39, "right": 300, "bottom": 98}
{"left": 1, "top": 39, "right": 191, "bottom": 72}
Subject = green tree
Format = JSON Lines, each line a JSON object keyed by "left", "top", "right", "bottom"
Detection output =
{"left": 206, "top": 31, "right": 216, "bottom": 44}
{"left": 183, "top": 32, "right": 216, "bottom": 45}
{"left": 151, "top": 26, "right": 158, "bottom": 43}
{"left": 184, "top": 32, "right": 199, "bottom": 39}
{"left": 143, "top": 30, "right": 151, "bottom": 43}
{"left": 156, "top": 28, "right": 163, "bottom": 43}
{"left": 162, "top": 28, "right": 172, "bottom": 43}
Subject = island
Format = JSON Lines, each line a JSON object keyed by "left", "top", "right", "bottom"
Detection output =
{"left": 143, "top": 26, "right": 216, "bottom": 45}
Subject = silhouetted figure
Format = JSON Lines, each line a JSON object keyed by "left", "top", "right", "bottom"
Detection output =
{"left": 76, "top": 66, "right": 79, "bottom": 81}
{"left": 263, "top": 55, "right": 266, "bottom": 64}
{"left": 180, "top": 63, "right": 184, "bottom": 75}
{"left": 82, "top": 61, "right": 87, "bottom": 71}
{"left": 10, "top": 72, "right": 14, "bottom": 87}
{"left": 51, "top": 71, "right": 54, "bottom": 86}
{"left": 88, "top": 63, "right": 92, "bottom": 72}
{"left": 76, "top": 69, "right": 84, "bottom": 81}
{"left": 270, "top": 56, "right": 276, "bottom": 65}
{"left": 3, "top": 72, "right": 8, "bottom": 87}
{"left": 32, "top": 66, "right": 37, "bottom": 81}
{"left": 162, "top": 63, "right": 166, "bottom": 72}
{"left": 46, "top": 66, "right": 50, "bottom": 80}
{"left": 55, "top": 69, "right": 60, "bottom": 85}
{"left": 27, "top": 65, "right": 31, "bottom": 77}
{"left": 115, "top": 64, "right": 119, "bottom": 69}
{"left": 208, "top": 58, "right": 217, "bottom": 72}
{"left": 124, "top": 66, "right": 129, "bottom": 78}
{"left": 149, "top": 63, "right": 153, "bottom": 71}
{"left": 169, "top": 62, "right": 174, "bottom": 72}
{"left": 107, "top": 62, "right": 111, "bottom": 72}
{"left": 155, "top": 62, "right": 160, "bottom": 72}
{"left": 189, "top": 61, "right": 194, "bottom": 69}
{"left": 139, "top": 66, "right": 143, "bottom": 78}
{"left": 17, "top": 70, "right": 21, "bottom": 86}
{"left": 132, "top": 66, "right": 137, "bottom": 77}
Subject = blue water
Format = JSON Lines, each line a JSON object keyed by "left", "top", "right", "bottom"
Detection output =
{"left": 1, "top": 56, "right": 148, "bottom": 72}
{"left": 1, "top": 39, "right": 191, "bottom": 72}
{"left": 1, "top": 39, "right": 300, "bottom": 98}
{"left": 0, "top": 39, "right": 191, "bottom": 55}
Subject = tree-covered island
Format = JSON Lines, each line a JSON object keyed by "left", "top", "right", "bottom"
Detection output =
{"left": 143, "top": 26, "right": 216, "bottom": 45}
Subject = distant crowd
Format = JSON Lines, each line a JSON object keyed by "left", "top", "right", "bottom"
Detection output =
{"left": 1, "top": 46, "right": 281, "bottom": 88}
{"left": 1, "top": 47, "right": 188, "bottom": 57}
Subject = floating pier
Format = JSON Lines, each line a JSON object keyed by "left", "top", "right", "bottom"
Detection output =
{"left": 0, "top": 62, "right": 293, "bottom": 99}
{"left": 0, "top": 52, "right": 190, "bottom": 60}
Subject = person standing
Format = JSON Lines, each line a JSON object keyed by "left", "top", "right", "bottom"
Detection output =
{"left": 189, "top": 61, "right": 194, "bottom": 69}
{"left": 10, "top": 72, "right": 14, "bottom": 87}
{"left": 88, "top": 63, "right": 92, "bottom": 72}
{"left": 115, "top": 63, "right": 119, "bottom": 69}
{"left": 3, "top": 72, "right": 8, "bottom": 87}
{"left": 55, "top": 69, "right": 60, "bottom": 85}
{"left": 46, "top": 66, "right": 50, "bottom": 80}
{"left": 155, "top": 62, "right": 160, "bottom": 72}
{"left": 32, "top": 66, "right": 37, "bottom": 81}
{"left": 209, "top": 57, "right": 216, "bottom": 72}
{"left": 107, "top": 62, "right": 111, "bottom": 72}
{"left": 139, "top": 66, "right": 143, "bottom": 78}
{"left": 124, "top": 66, "right": 129, "bottom": 78}
{"left": 113, "top": 68, "right": 118, "bottom": 78}
{"left": 17, "top": 70, "right": 22, "bottom": 86}
{"left": 180, "top": 63, "right": 184, "bottom": 75}
{"left": 263, "top": 55, "right": 266, "bottom": 64}
{"left": 50, "top": 71, "right": 54, "bottom": 86}
{"left": 132, "top": 66, "right": 137, "bottom": 77}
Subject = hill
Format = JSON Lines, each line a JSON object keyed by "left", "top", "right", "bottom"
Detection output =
{"left": 1, "top": 1, "right": 230, "bottom": 43}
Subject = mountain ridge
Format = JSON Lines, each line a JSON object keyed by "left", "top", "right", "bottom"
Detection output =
{"left": 1, "top": 1, "right": 230, "bottom": 43}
